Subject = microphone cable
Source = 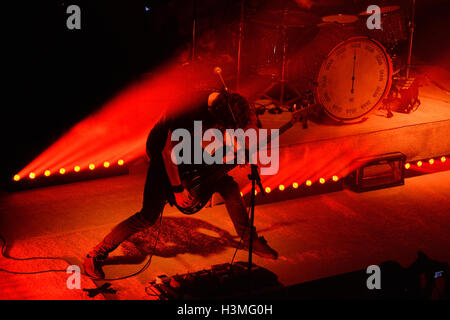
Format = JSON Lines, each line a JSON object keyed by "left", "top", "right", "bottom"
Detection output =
{"left": 0, "top": 210, "right": 163, "bottom": 281}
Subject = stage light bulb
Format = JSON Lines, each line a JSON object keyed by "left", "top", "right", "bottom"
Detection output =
{"left": 29, "top": 172, "right": 36, "bottom": 179}
{"left": 279, "top": 184, "right": 285, "bottom": 191}
{"left": 306, "top": 180, "right": 312, "bottom": 186}
{"left": 405, "top": 163, "right": 410, "bottom": 169}
{"left": 441, "top": 156, "right": 446, "bottom": 163}
{"left": 103, "top": 161, "right": 110, "bottom": 168}
{"left": 429, "top": 158, "right": 434, "bottom": 165}
{"left": 44, "top": 170, "right": 51, "bottom": 177}
{"left": 292, "top": 182, "right": 299, "bottom": 189}
{"left": 319, "top": 178, "right": 325, "bottom": 184}
{"left": 118, "top": 159, "right": 124, "bottom": 166}
{"left": 254, "top": 190, "right": 258, "bottom": 196}
{"left": 240, "top": 192, "right": 243, "bottom": 197}
{"left": 417, "top": 161, "right": 423, "bottom": 167}
{"left": 89, "top": 163, "right": 95, "bottom": 170}
{"left": 13, "top": 174, "right": 20, "bottom": 181}
{"left": 59, "top": 168, "right": 66, "bottom": 175}
{"left": 74, "top": 166, "right": 81, "bottom": 172}
{"left": 265, "top": 187, "right": 271, "bottom": 193}
{"left": 332, "top": 175, "right": 339, "bottom": 182}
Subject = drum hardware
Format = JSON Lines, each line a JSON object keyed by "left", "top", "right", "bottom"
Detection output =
{"left": 236, "top": 0, "right": 245, "bottom": 91}
{"left": 257, "top": 8, "right": 316, "bottom": 113}
{"left": 192, "top": 0, "right": 197, "bottom": 62}
{"left": 250, "top": 9, "right": 321, "bottom": 29}
{"left": 405, "top": 0, "right": 416, "bottom": 79}
{"left": 184, "top": 0, "right": 198, "bottom": 64}
{"left": 384, "top": 75, "right": 421, "bottom": 115}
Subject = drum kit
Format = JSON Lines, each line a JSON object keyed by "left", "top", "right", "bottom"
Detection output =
{"left": 213, "top": 1, "right": 418, "bottom": 123}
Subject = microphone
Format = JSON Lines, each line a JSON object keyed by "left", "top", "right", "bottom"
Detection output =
{"left": 214, "top": 66, "right": 228, "bottom": 92}
{"left": 214, "top": 67, "right": 237, "bottom": 127}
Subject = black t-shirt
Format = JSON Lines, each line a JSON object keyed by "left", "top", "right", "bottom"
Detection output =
{"left": 146, "top": 103, "right": 218, "bottom": 169}
{"left": 146, "top": 93, "right": 258, "bottom": 180}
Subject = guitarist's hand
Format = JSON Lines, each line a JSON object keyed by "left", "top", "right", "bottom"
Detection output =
{"left": 174, "top": 189, "right": 195, "bottom": 208}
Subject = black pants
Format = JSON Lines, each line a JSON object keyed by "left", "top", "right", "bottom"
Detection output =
{"left": 91, "top": 160, "right": 255, "bottom": 258}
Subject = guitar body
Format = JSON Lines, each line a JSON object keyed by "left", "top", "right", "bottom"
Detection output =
{"left": 174, "top": 164, "right": 235, "bottom": 215}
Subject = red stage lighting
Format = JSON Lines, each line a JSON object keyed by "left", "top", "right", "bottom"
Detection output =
{"left": 265, "top": 187, "right": 271, "bottom": 193}
{"left": 417, "top": 161, "right": 423, "bottom": 167}
{"left": 13, "top": 175, "right": 20, "bottom": 182}
{"left": 29, "top": 172, "right": 36, "bottom": 179}
{"left": 332, "top": 175, "right": 339, "bottom": 182}
{"left": 441, "top": 156, "right": 446, "bottom": 163}
{"left": 14, "top": 61, "right": 210, "bottom": 184}
{"left": 44, "top": 170, "right": 51, "bottom": 177}
{"left": 405, "top": 163, "right": 411, "bottom": 169}
{"left": 319, "top": 178, "right": 325, "bottom": 184}
{"left": 292, "top": 182, "right": 299, "bottom": 189}
{"left": 74, "top": 166, "right": 81, "bottom": 172}
{"left": 306, "top": 180, "right": 312, "bottom": 186}
{"left": 59, "top": 168, "right": 66, "bottom": 175}
{"left": 89, "top": 164, "right": 95, "bottom": 170}
{"left": 103, "top": 161, "right": 110, "bottom": 168}
{"left": 279, "top": 184, "right": 285, "bottom": 191}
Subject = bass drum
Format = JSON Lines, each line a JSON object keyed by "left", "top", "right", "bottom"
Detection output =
{"left": 288, "top": 24, "right": 392, "bottom": 122}
{"left": 315, "top": 37, "right": 393, "bottom": 122}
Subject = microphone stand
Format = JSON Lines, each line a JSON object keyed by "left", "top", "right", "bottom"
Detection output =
{"left": 247, "top": 164, "right": 265, "bottom": 293}
{"left": 214, "top": 66, "right": 263, "bottom": 294}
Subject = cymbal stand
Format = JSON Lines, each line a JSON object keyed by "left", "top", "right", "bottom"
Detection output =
{"left": 236, "top": 0, "right": 245, "bottom": 91}
{"left": 260, "top": 9, "right": 302, "bottom": 113}
{"left": 187, "top": 0, "right": 197, "bottom": 64}
{"left": 405, "top": 0, "right": 415, "bottom": 79}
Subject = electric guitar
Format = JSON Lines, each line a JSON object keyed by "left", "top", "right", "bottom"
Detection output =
{"left": 174, "top": 105, "right": 316, "bottom": 214}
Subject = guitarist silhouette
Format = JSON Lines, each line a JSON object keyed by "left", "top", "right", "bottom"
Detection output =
{"left": 84, "top": 90, "right": 287, "bottom": 279}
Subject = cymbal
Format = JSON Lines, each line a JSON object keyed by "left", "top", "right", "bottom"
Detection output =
{"left": 358, "top": 5, "right": 400, "bottom": 16}
{"left": 321, "top": 14, "right": 359, "bottom": 24}
{"left": 251, "top": 9, "right": 321, "bottom": 28}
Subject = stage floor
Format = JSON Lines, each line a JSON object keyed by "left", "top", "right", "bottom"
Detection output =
{"left": 1, "top": 65, "right": 449, "bottom": 300}
{"left": 1, "top": 166, "right": 449, "bottom": 299}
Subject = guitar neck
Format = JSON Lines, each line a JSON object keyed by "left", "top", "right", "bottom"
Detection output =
{"left": 269, "top": 119, "right": 295, "bottom": 141}
{"left": 193, "top": 115, "right": 301, "bottom": 196}
{"left": 259, "top": 118, "right": 295, "bottom": 153}
{"left": 216, "top": 118, "right": 296, "bottom": 175}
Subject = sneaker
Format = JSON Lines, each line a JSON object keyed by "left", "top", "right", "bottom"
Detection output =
{"left": 83, "top": 254, "right": 106, "bottom": 279}
{"left": 248, "top": 236, "right": 278, "bottom": 260}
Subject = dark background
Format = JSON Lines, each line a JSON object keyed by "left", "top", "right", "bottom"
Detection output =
{"left": 2, "top": 0, "right": 449, "bottom": 185}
